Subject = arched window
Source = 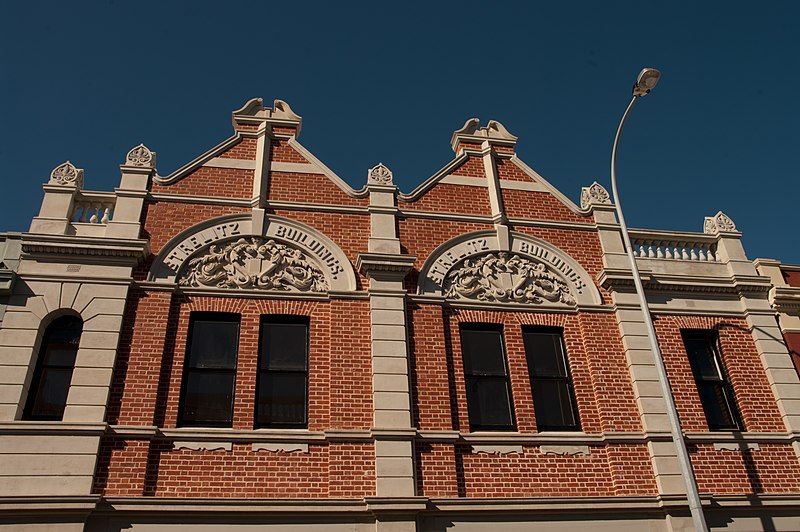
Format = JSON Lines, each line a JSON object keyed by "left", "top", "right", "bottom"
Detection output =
{"left": 23, "top": 315, "right": 83, "bottom": 420}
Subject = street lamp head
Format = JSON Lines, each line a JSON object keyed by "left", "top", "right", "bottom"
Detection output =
{"left": 632, "top": 68, "right": 661, "bottom": 97}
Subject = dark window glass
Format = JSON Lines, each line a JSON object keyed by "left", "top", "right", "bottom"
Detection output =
{"left": 460, "top": 324, "right": 515, "bottom": 431}
{"left": 523, "top": 328, "right": 580, "bottom": 431}
{"left": 179, "top": 314, "right": 239, "bottom": 427}
{"left": 24, "top": 315, "right": 83, "bottom": 420}
{"left": 256, "top": 316, "right": 309, "bottom": 428}
{"left": 682, "top": 330, "right": 741, "bottom": 431}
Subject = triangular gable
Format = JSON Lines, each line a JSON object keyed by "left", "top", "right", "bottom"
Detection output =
{"left": 153, "top": 98, "right": 367, "bottom": 200}
{"left": 398, "top": 118, "right": 585, "bottom": 217}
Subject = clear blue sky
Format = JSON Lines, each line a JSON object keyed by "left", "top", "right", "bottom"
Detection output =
{"left": 1, "top": 2, "right": 798, "bottom": 261}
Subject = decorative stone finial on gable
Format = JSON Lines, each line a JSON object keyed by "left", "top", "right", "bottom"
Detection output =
{"left": 231, "top": 97, "right": 264, "bottom": 118}
{"left": 485, "top": 120, "right": 518, "bottom": 142}
{"left": 49, "top": 161, "right": 84, "bottom": 187}
{"left": 368, "top": 163, "right": 393, "bottom": 185}
{"left": 272, "top": 99, "right": 301, "bottom": 122}
{"left": 450, "top": 118, "right": 518, "bottom": 152}
{"left": 703, "top": 211, "right": 738, "bottom": 234}
{"left": 453, "top": 118, "right": 481, "bottom": 138}
{"left": 231, "top": 97, "right": 302, "bottom": 134}
{"left": 580, "top": 182, "right": 611, "bottom": 209}
{"left": 124, "top": 144, "right": 156, "bottom": 168}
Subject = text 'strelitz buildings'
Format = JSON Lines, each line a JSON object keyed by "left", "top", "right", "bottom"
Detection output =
{"left": 2, "top": 98, "right": 800, "bottom": 531}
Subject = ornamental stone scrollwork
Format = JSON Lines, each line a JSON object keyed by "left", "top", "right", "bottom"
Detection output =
{"left": 443, "top": 251, "right": 576, "bottom": 305}
{"left": 49, "top": 161, "right": 84, "bottom": 187}
{"left": 703, "top": 211, "right": 737, "bottom": 234}
{"left": 125, "top": 144, "right": 156, "bottom": 168}
{"left": 368, "top": 163, "right": 393, "bottom": 185}
{"left": 580, "top": 181, "right": 611, "bottom": 210}
{"left": 179, "top": 237, "right": 328, "bottom": 292}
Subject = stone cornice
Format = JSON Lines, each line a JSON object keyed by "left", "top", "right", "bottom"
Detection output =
{"left": 772, "top": 286, "right": 800, "bottom": 311}
{"left": 0, "top": 267, "right": 15, "bottom": 295}
{"left": 599, "top": 267, "right": 772, "bottom": 295}
{"left": 9, "top": 493, "right": 800, "bottom": 518}
{"left": 356, "top": 253, "right": 416, "bottom": 276}
{"left": 407, "top": 294, "right": 615, "bottom": 314}
{"left": 19, "top": 233, "right": 149, "bottom": 264}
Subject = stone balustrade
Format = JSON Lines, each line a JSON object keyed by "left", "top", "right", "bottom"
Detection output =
{"left": 629, "top": 230, "right": 719, "bottom": 262}
{"left": 71, "top": 193, "right": 115, "bottom": 225}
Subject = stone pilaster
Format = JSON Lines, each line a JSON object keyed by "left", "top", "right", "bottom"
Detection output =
{"left": 105, "top": 145, "right": 154, "bottom": 239}
{"left": 591, "top": 186, "right": 686, "bottom": 496}
{"left": 358, "top": 164, "right": 417, "bottom": 503}
{"left": 29, "top": 161, "right": 83, "bottom": 235}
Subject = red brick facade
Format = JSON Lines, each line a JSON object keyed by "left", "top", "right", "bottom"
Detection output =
{"left": 6, "top": 98, "right": 799, "bottom": 530}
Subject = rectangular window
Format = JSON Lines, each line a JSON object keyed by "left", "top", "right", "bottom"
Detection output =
{"left": 523, "top": 327, "right": 580, "bottom": 431}
{"left": 178, "top": 313, "right": 240, "bottom": 427}
{"left": 682, "top": 330, "right": 741, "bottom": 431}
{"left": 460, "top": 324, "right": 515, "bottom": 431}
{"left": 256, "top": 316, "right": 309, "bottom": 428}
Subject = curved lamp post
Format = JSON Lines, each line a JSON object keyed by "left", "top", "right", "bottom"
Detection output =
{"left": 610, "top": 68, "right": 708, "bottom": 532}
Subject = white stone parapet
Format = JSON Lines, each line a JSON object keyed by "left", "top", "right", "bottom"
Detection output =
{"left": 629, "top": 230, "right": 719, "bottom": 262}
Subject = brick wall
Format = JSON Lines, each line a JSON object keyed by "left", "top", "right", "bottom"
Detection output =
{"left": 416, "top": 442, "right": 657, "bottom": 498}
{"left": 94, "top": 440, "right": 375, "bottom": 498}
{"left": 95, "top": 121, "right": 800, "bottom": 504}
{"left": 100, "top": 293, "right": 374, "bottom": 496}
{"left": 691, "top": 443, "right": 800, "bottom": 494}
{"left": 654, "top": 315, "right": 785, "bottom": 433}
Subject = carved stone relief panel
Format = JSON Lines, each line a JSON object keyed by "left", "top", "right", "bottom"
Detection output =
{"left": 443, "top": 252, "right": 575, "bottom": 305}
{"left": 418, "top": 230, "right": 601, "bottom": 306}
{"left": 149, "top": 214, "right": 358, "bottom": 292}
{"left": 179, "top": 237, "right": 328, "bottom": 292}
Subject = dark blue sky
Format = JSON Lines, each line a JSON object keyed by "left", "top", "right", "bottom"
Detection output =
{"left": 2, "top": 2, "right": 798, "bottom": 261}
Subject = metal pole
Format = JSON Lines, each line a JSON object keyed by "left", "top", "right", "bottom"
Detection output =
{"left": 610, "top": 96, "right": 708, "bottom": 532}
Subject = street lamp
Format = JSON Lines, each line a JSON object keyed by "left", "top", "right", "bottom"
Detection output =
{"left": 609, "top": 68, "right": 708, "bottom": 532}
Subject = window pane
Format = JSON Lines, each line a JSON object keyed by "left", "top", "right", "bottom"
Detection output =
{"left": 43, "top": 344, "right": 78, "bottom": 367}
{"left": 182, "top": 371, "right": 235, "bottom": 424}
{"left": 524, "top": 331, "right": 566, "bottom": 377}
{"left": 684, "top": 336, "right": 720, "bottom": 380}
{"left": 29, "top": 368, "right": 72, "bottom": 418}
{"left": 45, "top": 316, "right": 82, "bottom": 345}
{"left": 461, "top": 328, "right": 507, "bottom": 376}
{"left": 697, "top": 382, "right": 738, "bottom": 430}
{"left": 466, "top": 377, "right": 514, "bottom": 429}
{"left": 532, "top": 379, "right": 577, "bottom": 429}
{"left": 188, "top": 319, "right": 239, "bottom": 369}
{"left": 257, "top": 372, "right": 307, "bottom": 425}
{"left": 261, "top": 322, "right": 308, "bottom": 371}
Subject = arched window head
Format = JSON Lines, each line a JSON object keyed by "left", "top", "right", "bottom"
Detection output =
{"left": 23, "top": 315, "right": 83, "bottom": 420}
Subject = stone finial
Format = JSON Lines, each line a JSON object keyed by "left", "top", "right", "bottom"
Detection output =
{"left": 231, "top": 97, "right": 264, "bottom": 118}
{"left": 703, "top": 211, "right": 738, "bottom": 234}
{"left": 453, "top": 118, "right": 481, "bottom": 138}
{"left": 49, "top": 161, "right": 84, "bottom": 187}
{"left": 450, "top": 118, "right": 518, "bottom": 152}
{"left": 368, "top": 163, "right": 393, "bottom": 185}
{"left": 124, "top": 144, "right": 156, "bottom": 168}
{"left": 580, "top": 182, "right": 611, "bottom": 209}
{"left": 272, "top": 99, "right": 301, "bottom": 122}
{"left": 485, "top": 120, "right": 518, "bottom": 142}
